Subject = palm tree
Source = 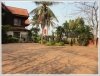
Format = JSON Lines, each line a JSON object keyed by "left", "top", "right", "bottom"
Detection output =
{"left": 30, "top": 1, "right": 59, "bottom": 44}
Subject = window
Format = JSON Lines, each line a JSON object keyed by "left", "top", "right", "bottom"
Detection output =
{"left": 14, "top": 18, "right": 21, "bottom": 26}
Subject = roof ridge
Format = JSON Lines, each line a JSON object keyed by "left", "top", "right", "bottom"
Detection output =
{"left": 6, "top": 5, "right": 29, "bottom": 16}
{"left": 7, "top": 6, "right": 27, "bottom": 10}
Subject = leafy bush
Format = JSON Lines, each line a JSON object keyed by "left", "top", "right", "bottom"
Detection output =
{"left": 63, "top": 39, "right": 69, "bottom": 44}
{"left": 38, "top": 40, "right": 41, "bottom": 44}
{"left": 55, "top": 42, "right": 64, "bottom": 46}
{"left": 2, "top": 25, "right": 11, "bottom": 43}
{"left": 43, "top": 39, "right": 47, "bottom": 44}
{"left": 32, "top": 35, "right": 41, "bottom": 43}
{"left": 77, "top": 37, "right": 89, "bottom": 46}
{"left": 77, "top": 31, "right": 94, "bottom": 46}
{"left": 46, "top": 41, "right": 65, "bottom": 46}
{"left": 28, "top": 27, "right": 40, "bottom": 42}
{"left": 46, "top": 41, "right": 55, "bottom": 46}
{"left": 38, "top": 38, "right": 47, "bottom": 44}
{"left": 37, "top": 36, "right": 41, "bottom": 42}
{"left": 7, "top": 36, "right": 19, "bottom": 43}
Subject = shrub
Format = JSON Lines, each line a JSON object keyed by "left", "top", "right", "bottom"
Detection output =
{"left": 42, "top": 39, "right": 47, "bottom": 44}
{"left": 38, "top": 40, "right": 41, "bottom": 44}
{"left": 8, "top": 36, "right": 19, "bottom": 43}
{"left": 63, "top": 39, "right": 69, "bottom": 44}
{"left": 2, "top": 25, "right": 11, "bottom": 43}
{"left": 46, "top": 41, "right": 55, "bottom": 46}
{"left": 77, "top": 38, "right": 89, "bottom": 46}
{"left": 39, "top": 39, "right": 47, "bottom": 44}
{"left": 46, "top": 41, "right": 65, "bottom": 46}
{"left": 77, "top": 33, "right": 93, "bottom": 46}
{"left": 55, "top": 42, "right": 64, "bottom": 46}
{"left": 32, "top": 36, "right": 41, "bottom": 43}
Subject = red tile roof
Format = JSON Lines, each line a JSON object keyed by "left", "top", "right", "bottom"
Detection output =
{"left": 7, "top": 6, "right": 29, "bottom": 17}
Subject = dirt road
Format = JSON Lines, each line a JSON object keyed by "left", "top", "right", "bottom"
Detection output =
{"left": 2, "top": 43, "right": 98, "bottom": 74}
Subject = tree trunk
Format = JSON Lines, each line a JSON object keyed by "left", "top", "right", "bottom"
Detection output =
{"left": 47, "top": 26, "right": 48, "bottom": 36}
{"left": 41, "top": 28, "right": 44, "bottom": 44}
{"left": 94, "top": 8, "right": 98, "bottom": 46}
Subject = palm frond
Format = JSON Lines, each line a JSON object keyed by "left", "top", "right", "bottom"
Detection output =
{"left": 35, "top": 1, "right": 59, "bottom": 6}
{"left": 30, "top": 6, "right": 42, "bottom": 15}
{"left": 47, "top": 7, "right": 59, "bottom": 22}
{"left": 50, "top": 20, "right": 56, "bottom": 28}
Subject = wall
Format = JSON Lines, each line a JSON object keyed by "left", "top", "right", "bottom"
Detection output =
{"left": 7, "top": 31, "right": 13, "bottom": 36}
{"left": 7, "top": 31, "right": 28, "bottom": 42}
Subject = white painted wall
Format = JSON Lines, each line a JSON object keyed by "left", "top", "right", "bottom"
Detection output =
{"left": 7, "top": 31, "right": 28, "bottom": 42}
{"left": 20, "top": 32, "right": 28, "bottom": 36}
{"left": 20, "top": 31, "right": 28, "bottom": 42}
{"left": 7, "top": 31, "right": 13, "bottom": 36}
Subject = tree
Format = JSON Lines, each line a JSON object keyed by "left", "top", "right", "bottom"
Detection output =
{"left": 69, "top": 20, "right": 76, "bottom": 37}
{"left": 30, "top": 1, "right": 58, "bottom": 44}
{"left": 32, "top": 27, "right": 40, "bottom": 43}
{"left": 2, "top": 25, "right": 10, "bottom": 43}
{"left": 77, "top": 25, "right": 94, "bottom": 46}
{"left": 63, "top": 21, "right": 69, "bottom": 38}
{"left": 68, "top": 19, "right": 77, "bottom": 44}
{"left": 62, "top": 17, "right": 94, "bottom": 46}
{"left": 75, "top": 17, "right": 85, "bottom": 38}
{"left": 28, "top": 27, "right": 40, "bottom": 42}
{"left": 56, "top": 26, "right": 64, "bottom": 42}
{"left": 74, "top": 17, "right": 94, "bottom": 46}
{"left": 73, "top": 2, "right": 98, "bottom": 45}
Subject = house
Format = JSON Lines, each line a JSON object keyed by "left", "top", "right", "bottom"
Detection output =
{"left": 2, "top": 3, "right": 30, "bottom": 42}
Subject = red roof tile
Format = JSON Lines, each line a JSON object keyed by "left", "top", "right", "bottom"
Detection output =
{"left": 7, "top": 6, "right": 29, "bottom": 17}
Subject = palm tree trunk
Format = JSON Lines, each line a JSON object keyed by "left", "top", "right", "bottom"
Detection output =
{"left": 47, "top": 26, "right": 48, "bottom": 36}
{"left": 41, "top": 28, "right": 44, "bottom": 44}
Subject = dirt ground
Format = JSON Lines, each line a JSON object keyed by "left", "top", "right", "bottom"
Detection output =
{"left": 2, "top": 43, "right": 98, "bottom": 74}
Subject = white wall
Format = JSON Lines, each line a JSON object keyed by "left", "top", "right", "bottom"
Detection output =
{"left": 7, "top": 31, "right": 13, "bottom": 36}
{"left": 7, "top": 31, "right": 28, "bottom": 37}
{"left": 7, "top": 31, "right": 28, "bottom": 42}
{"left": 20, "top": 32, "right": 28, "bottom": 36}
{"left": 20, "top": 31, "right": 28, "bottom": 39}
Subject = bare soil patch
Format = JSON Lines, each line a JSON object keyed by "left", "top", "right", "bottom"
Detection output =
{"left": 2, "top": 43, "right": 98, "bottom": 74}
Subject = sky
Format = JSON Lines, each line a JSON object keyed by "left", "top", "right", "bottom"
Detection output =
{"left": 2, "top": 1, "right": 96, "bottom": 35}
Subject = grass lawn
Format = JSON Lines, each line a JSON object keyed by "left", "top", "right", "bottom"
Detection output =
{"left": 2, "top": 43, "right": 98, "bottom": 74}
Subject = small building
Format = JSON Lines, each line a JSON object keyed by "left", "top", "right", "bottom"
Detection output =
{"left": 2, "top": 3, "right": 30, "bottom": 42}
